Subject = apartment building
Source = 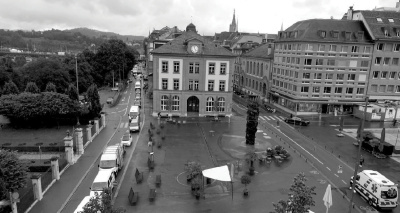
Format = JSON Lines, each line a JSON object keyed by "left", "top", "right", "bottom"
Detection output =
{"left": 272, "top": 19, "right": 373, "bottom": 115}
{"left": 151, "top": 24, "right": 235, "bottom": 117}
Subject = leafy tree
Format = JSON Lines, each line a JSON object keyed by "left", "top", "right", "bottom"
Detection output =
{"left": 271, "top": 173, "right": 316, "bottom": 213}
{"left": 241, "top": 174, "right": 251, "bottom": 190}
{"left": 80, "top": 188, "right": 125, "bottom": 213}
{"left": 2, "top": 81, "right": 19, "bottom": 95}
{"left": 24, "top": 82, "right": 40, "bottom": 93}
{"left": 86, "top": 84, "right": 102, "bottom": 117}
{"left": 0, "top": 150, "right": 28, "bottom": 195}
{"left": 45, "top": 82, "right": 57, "bottom": 93}
{"left": 67, "top": 84, "right": 79, "bottom": 101}
{"left": 63, "top": 54, "right": 95, "bottom": 93}
{"left": 245, "top": 101, "right": 259, "bottom": 145}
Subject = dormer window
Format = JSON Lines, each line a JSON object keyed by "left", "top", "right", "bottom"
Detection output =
{"left": 345, "top": 32, "right": 351, "bottom": 40}
{"left": 377, "top": 18, "right": 383, "bottom": 23}
{"left": 332, "top": 31, "right": 339, "bottom": 38}
{"left": 320, "top": 31, "right": 326, "bottom": 38}
{"left": 294, "top": 31, "right": 298, "bottom": 38}
{"left": 397, "top": 30, "right": 400, "bottom": 37}
{"left": 389, "top": 18, "right": 394, "bottom": 23}
{"left": 357, "top": 31, "right": 364, "bottom": 40}
{"left": 384, "top": 29, "right": 389, "bottom": 37}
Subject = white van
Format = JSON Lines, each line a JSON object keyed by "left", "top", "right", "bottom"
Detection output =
{"left": 135, "top": 81, "right": 141, "bottom": 89}
{"left": 99, "top": 144, "right": 124, "bottom": 177}
{"left": 129, "top": 116, "right": 140, "bottom": 132}
{"left": 350, "top": 170, "right": 398, "bottom": 210}
{"left": 73, "top": 196, "right": 93, "bottom": 213}
{"left": 90, "top": 169, "right": 116, "bottom": 197}
{"left": 129, "top": 105, "right": 139, "bottom": 121}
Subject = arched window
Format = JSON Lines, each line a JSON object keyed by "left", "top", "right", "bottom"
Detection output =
{"left": 206, "top": 97, "right": 214, "bottom": 112}
{"left": 257, "top": 63, "right": 259, "bottom": 76}
{"left": 249, "top": 62, "right": 252, "bottom": 74}
{"left": 161, "top": 95, "right": 168, "bottom": 111}
{"left": 252, "top": 80, "right": 255, "bottom": 88}
{"left": 256, "top": 81, "right": 258, "bottom": 91}
{"left": 246, "top": 78, "right": 248, "bottom": 86}
{"left": 253, "top": 62, "right": 256, "bottom": 74}
{"left": 260, "top": 63, "right": 263, "bottom": 76}
{"left": 172, "top": 95, "right": 179, "bottom": 111}
{"left": 217, "top": 97, "right": 225, "bottom": 112}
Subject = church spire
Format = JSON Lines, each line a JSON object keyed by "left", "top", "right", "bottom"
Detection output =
{"left": 229, "top": 9, "right": 237, "bottom": 32}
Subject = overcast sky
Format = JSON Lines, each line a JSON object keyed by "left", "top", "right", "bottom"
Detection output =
{"left": 0, "top": 0, "right": 396, "bottom": 37}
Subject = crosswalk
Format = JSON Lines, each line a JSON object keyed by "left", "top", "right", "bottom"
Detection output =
{"left": 258, "top": 115, "right": 285, "bottom": 121}
{"left": 119, "top": 122, "right": 129, "bottom": 128}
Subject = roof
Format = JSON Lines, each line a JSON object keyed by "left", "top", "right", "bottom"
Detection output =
{"left": 93, "top": 169, "right": 114, "bottom": 183}
{"left": 362, "top": 170, "right": 396, "bottom": 186}
{"left": 151, "top": 31, "right": 235, "bottom": 57}
{"left": 357, "top": 10, "right": 400, "bottom": 40}
{"left": 276, "top": 19, "right": 372, "bottom": 43}
{"left": 243, "top": 44, "right": 273, "bottom": 59}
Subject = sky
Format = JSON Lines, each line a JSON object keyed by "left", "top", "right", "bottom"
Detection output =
{"left": 0, "top": 0, "right": 397, "bottom": 37}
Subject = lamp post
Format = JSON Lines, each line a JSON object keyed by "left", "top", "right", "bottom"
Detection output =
{"left": 348, "top": 97, "right": 369, "bottom": 213}
{"left": 75, "top": 54, "right": 80, "bottom": 125}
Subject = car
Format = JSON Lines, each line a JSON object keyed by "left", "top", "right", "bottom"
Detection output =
{"left": 106, "top": 97, "right": 113, "bottom": 104}
{"left": 135, "top": 93, "right": 141, "bottom": 100}
{"left": 134, "top": 99, "right": 141, "bottom": 108}
{"left": 121, "top": 131, "right": 133, "bottom": 146}
{"left": 284, "top": 117, "right": 310, "bottom": 126}
{"left": 143, "top": 75, "right": 148, "bottom": 81}
{"left": 148, "top": 73, "right": 153, "bottom": 76}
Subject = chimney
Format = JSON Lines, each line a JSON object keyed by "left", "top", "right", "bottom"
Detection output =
{"left": 396, "top": 0, "right": 400, "bottom": 9}
{"left": 347, "top": 6, "right": 353, "bottom": 20}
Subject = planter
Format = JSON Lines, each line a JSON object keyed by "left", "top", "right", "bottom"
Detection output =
{"left": 249, "top": 167, "right": 255, "bottom": 176}
{"left": 243, "top": 189, "right": 249, "bottom": 196}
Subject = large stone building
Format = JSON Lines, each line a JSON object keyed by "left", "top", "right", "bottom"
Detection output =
{"left": 151, "top": 24, "right": 236, "bottom": 117}
{"left": 272, "top": 19, "right": 373, "bottom": 115}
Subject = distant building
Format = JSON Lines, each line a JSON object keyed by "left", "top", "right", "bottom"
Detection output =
{"left": 229, "top": 9, "right": 238, "bottom": 32}
{"left": 150, "top": 23, "right": 236, "bottom": 117}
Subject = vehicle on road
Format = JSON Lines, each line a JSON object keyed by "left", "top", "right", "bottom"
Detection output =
{"left": 99, "top": 144, "right": 125, "bottom": 177}
{"left": 121, "top": 131, "right": 133, "bottom": 147}
{"left": 90, "top": 169, "right": 116, "bottom": 197}
{"left": 134, "top": 99, "right": 141, "bottom": 108}
{"left": 135, "top": 81, "right": 141, "bottom": 89}
{"left": 129, "top": 105, "right": 139, "bottom": 121}
{"left": 284, "top": 117, "right": 310, "bottom": 126}
{"left": 350, "top": 170, "right": 398, "bottom": 210}
{"left": 74, "top": 196, "right": 93, "bottom": 213}
{"left": 143, "top": 75, "right": 148, "bottom": 81}
{"left": 129, "top": 116, "right": 140, "bottom": 132}
{"left": 106, "top": 97, "right": 113, "bottom": 104}
{"left": 135, "top": 93, "right": 140, "bottom": 100}
{"left": 148, "top": 73, "right": 153, "bottom": 76}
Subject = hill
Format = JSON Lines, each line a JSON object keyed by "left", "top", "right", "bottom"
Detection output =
{"left": 66, "top": 27, "right": 144, "bottom": 41}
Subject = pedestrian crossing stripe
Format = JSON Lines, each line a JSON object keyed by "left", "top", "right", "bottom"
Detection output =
{"left": 269, "top": 116, "right": 276, "bottom": 120}
{"left": 264, "top": 116, "right": 270, "bottom": 120}
{"left": 119, "top": 123, "right": 124, "bottom": 128}
{"left": 119, "top": 122, "right": 129, "bottom": 128}
{"left": 260, "top": 117, "right": 265, "bottom": 120}
{"left": 279, "top": 116, "right": 284, "bottom": 119}
{"left": 125, "top": 122, "right": 129, "bottom": 128}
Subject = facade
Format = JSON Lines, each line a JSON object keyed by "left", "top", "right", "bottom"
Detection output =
{"left": 151, "top": 25, "right": 236, "bottom": 117}
{"left": 272, "top": 19, "right": 373, "bottom": 115}
{"left": 239, "top": 44, "right": 274, "bottom": 102}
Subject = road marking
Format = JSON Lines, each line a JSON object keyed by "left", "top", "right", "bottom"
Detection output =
{"left": 260, "top": 116, "right": 265, "bottom": 120}
{"left": 342, "top": 180, "right": 347, "bottom": 184}
{"left": 269, "top": 116, "right": 276, "bottom": 120}
{"left": 264, "top": 116, "right": 270, "bottom": 121}
{"left": 334, "top": 174, "right": 339, "bottom": 178}
{"left": 326, "top": 167, "right": 331, "bottom": 171}
{"left": 124, "top": 122, "right": 128, "bottom": 128}
{"left": 119, "top": 123, "right": 124, "bottom": 128}
{"left": 279, "top": 116, "right": 284, "bottom": 119}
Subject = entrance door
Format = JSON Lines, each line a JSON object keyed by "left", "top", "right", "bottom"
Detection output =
{"left": 187, "top": 96, "right": 199, "bottom": 112}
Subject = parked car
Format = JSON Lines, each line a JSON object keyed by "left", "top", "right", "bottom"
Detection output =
{"left": 143, "top": 75, "right": 148, "bottom": 81}
{"left": 107, "top": 97, "right": 113, "bottom": 104}
{"left": 148, "top": 73, "right": 153, "bottom": 76}
{"left": 284, "top": 117, "right": 310, "bottom": 126}
{"left": 121, "top": 131, "right": 133, "bottom": 146}
{"left": 135, "top": 93, "right": 141, "bottom": 100}
{"left": 134, "top": 99, "right": 141, "bottom": 108}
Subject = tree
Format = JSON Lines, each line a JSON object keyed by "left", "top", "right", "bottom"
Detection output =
{"left": 24, "top": 82, "right": 40, "bottom": 93}
{"left": 45, "top": 82, "right": 57, "bottom": 93}
{"left": 63, "top": 54, "right": 94, "bottom": 93}
{"left": 80, "top": 188, "right": 125, "bottom": 213}
{"left": 245, "top": 100, "right": 259, "bottom": 145}
{"left": 271, "top": 173, "right": 316, "bottom": 213}
{"left": 241, "top": 174, "right": 251, "bottom": 193}
{"left": 0, "top": 150, "right": 28, "bottom": 195}
{"left": 86, "top": 84, "right": 102, "bottom": 117}
{"left": 67, "top": 84, "right": 79, "bottom": 101}
{"left": 2, "top": 81, "right": 19, "bottom": 95}
{"left": 245, "top": 151, "right": 258, "bottom": 175}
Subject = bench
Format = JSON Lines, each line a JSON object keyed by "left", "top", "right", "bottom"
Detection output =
{"left": 149, "top": 188, "right": 156, "bottom": 201}
{"left": 155, "top": 175, "right": 161, "bottom": 187}
{"left": 128, "top": 188, "right": 138, "bottom": 206}
{"left": 135, "top": 169, "right": 143, "bottom": 184}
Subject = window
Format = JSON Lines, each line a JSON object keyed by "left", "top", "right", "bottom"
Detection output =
{"left": 173, "top": 79, "right": 179, "bottom": 90}
{"left": 194, "top": 80, "right": 199, "bottom": 90}
{"left": 371, "top": 85, "right": 378, "bottom": 92}
{"left": 303, "top": 73, "right": 311, "bottom": 79}
{"left": 335, "top": 87, "right": 343, "bottom": 93}
{"left": 381, "top": 71, "right": 388, "bottom": 78}
{"left": 314, "top": 73, "right": 322, "bottom": 79}
{"left": 390, "top": 72, "right": 396, "bottom": 79}
{"left": 217, "top": 97, "right": 225, "bottom": 112}
{"left": 379, "top": 85, "right": 386, "bottom": 92}
{"left": 397, "top": 86, "right": 400, "bottom": 93}
{"left": 323, "top": 87, "right": 331, "bottom": 93}
{"left": 373, "top": 71, "right": 380, "bottom": 79}
{"left": 173, "top": 61, "right": 180, "bottom": 73}
{"left": 304, "top": 58, "right": 312, "bottom": 65}
{"left": 348, "top": 74, "right": 356, "bottom": 81}
{"left": 345, "top": 32, "right": 351, "bottom": 40}
{"left": 360, "top": 61, "right": 369, "bottom": 67}
{"left": 326, "top": 73, "right": 333, "bottom": 79}
{"left": 351, "top": 46, "right": 359, "bottom": 53}
{"left": 389, "top": 18, "right": 394, "bottom": 23}
{"left": 189, "top": 80, "right": 193, "bottom": 90}
{"left": 162, "top": 61, "right": 168, "bottom": 73}
{"left": 394, "top": 44, "right": 400, "bottom": 52}
{"left": 393, "top": 58, "right": 399, "bottom": 65}
{"left": 332, "top": 31, "right": 339, "bottom": 38}
{"left": 388, "top": 85, "right": 394, "bottom": 92}
{"left": 301, "top": 86, "right": 309, "bottom": 92}
{"left": 219, "top": 81, "right": 225, "bottom": 91}
{"left": 206, "top": 97, "right": 214, "bottom": 112}
{"left": 377, "top": 43, "right": 384, "bottom": 50}
{"left": 384, "top": 57, "right": 390, "bottom": 65}
{"left": 209, "top": 63, "right": 215, "bottom": 74}
{"left": 172, "top": 95, "right": 179, "bottom": 111}
{"left": 315, "top": 58, "right": 323, "bottom": 65}
{"left": 195, "top": 63, "right": 200, "bottom": 73}
{"left": 220, "top": 63, "right": 226, "bottom": 75}
{"left": 327, "top": 59, "right": 335, "bottom": 66}
{"left": 346, "top": 87, "right": 354, "bottom": 94}
{"left": 162, "top": 79, "right": 168, "bottom": 90}
{"left": 208, "top": 80, "right": 214, "bottom": 91}
{"left": 318, "top": 44, "right": 325, "bottom": 51}
{"left": 375, "top": 57, "right": 382, "bottom": 65}
{"left": 312, "top": 87, "right": 320, "bottom": 93}
{"left": 189, "top": 63, "right": 194, "bottom": 73}
{"left": 341, "top": 46, "right": 348, "bottom": 52}
{"left": 306, "top": 44, "right": 313, "bottom": 51}
{"left": 320, "top": 31, "right": 326, "bottom": 38}
{"left": 161, "top": 95, "right": 168, "bottom": 111}
{"left": 329, "top": 45, "right": 337, "bottom": 52}
{"left": 357, "top": 88, "right": 364, "bottom": 94}
{"left": 364, "top": 46, "right": 371, "bottom": 53}
{"left": 337, "top": 74, "right": 344, "bottom": 80}
{"left": 377, "top": 18, "right": 383, "bottom": 23}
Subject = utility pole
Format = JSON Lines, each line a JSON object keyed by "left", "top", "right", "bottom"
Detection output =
{"left": 348, "top": 97, "right": 369, "bottom": 212}
{"left": 75, "top": 54, "right": 80, "bottom": 125}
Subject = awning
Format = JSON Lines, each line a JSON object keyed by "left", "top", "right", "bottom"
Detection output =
{"left": 369, "top": 96, "right": 400, "bottom": 100}
{"left": 202, "top": 165, "right": 231, "bottom": 182}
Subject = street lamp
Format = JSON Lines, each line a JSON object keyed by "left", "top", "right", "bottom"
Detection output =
{"left": 75, "top": 54, "right": 80, "bottom": 125}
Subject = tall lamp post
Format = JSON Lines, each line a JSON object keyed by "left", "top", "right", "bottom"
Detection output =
{"left": 348, "top": 97, "right": 369, "bottom": 212}
{"left": 75, "top": 54, "right": 80, "bottom": 125}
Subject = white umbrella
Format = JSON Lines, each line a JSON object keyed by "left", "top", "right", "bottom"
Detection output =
{"left": 323, "top": 184, "right": 332, "bottom": 213}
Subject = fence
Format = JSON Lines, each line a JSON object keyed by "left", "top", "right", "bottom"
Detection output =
{"left": 18, "top": 184, "right": 35, "bottom": 213}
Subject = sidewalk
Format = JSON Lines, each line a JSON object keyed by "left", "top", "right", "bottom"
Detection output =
{"left": 27, "top": 113, "right": 121, "bottom": 213}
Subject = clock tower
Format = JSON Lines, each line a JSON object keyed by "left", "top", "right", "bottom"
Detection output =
{"left": 185, "top": 38, "right": 203, "bottom": 54}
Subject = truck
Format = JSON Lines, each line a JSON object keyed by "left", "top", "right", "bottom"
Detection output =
{"left": 350, "top": 170, "right": 398, "bottom": 210}
{"left": 99, "top": 144, "right": 125, "bottom": 177}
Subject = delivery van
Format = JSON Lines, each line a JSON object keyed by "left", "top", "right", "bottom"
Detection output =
{"left": 135, "top": 81, "right": 141, "bottom": 89}
{"left": 90, "top": 169, "right": 116, "bottom": 197}
{"left": 350, "top": 170, "right": 398, "bottom": 210}
{"left": 129, "top": 116, "right": 140, "bottom": 132}
{"left": 99, "top": 144, "right": 124, "bottom": 177}
{"left": 74, "top": 196, "right": 93, "bottom": 213}
{"left": 129, "top": 105, "right": 139, "bottom": 121}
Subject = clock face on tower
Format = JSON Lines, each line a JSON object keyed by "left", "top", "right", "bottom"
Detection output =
{"left": 191, "top": 45, "right": 199, "bottom": 53}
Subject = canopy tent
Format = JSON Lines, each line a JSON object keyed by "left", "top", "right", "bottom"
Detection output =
{"left": 202, "top": 165, "right": 232, "bottom": 182}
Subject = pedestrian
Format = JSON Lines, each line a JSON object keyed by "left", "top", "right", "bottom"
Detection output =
{"left": 359, "top": 155, "right": 364, "bottom": 167}
{"left": 158, "top": 112, "right": 161, "bottom": 118}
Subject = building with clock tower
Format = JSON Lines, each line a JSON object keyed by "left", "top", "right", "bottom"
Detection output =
{"left": 151, "top": 23, "right": 236, "bottom": 117}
